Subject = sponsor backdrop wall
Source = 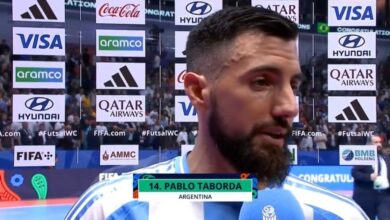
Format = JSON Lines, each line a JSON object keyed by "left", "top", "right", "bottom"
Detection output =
{"left": 0, "top": 0, "right": 389, "bottom": 201}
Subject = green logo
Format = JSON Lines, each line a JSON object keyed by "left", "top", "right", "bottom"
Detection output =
{"left": 31, "top": 173, "right": 48, "bottom": 200}
{"left": 317, "top": 22, "right": 330, "bottom": 34}
{"left": 16, "top": 67, "right": 63, "bottom": 82}
{"left": 98, "top": 36, "right": 143, "bottom": 51}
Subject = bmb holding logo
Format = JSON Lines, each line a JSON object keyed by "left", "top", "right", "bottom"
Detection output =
{"left": 339, "top": 145, "right": 377, "bottom": 165}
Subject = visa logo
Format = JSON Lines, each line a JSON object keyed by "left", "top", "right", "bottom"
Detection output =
{"left": 175, "top": 96, "right": 197, "bottom": 122}
{"left": 332, "top": 6, "right": 373, "bottom": 20}
{"left": 17, "top": 34, "right": 63, "bottom": 49}
{"left": 179, "top": 101, "right": 197, "bottom": 116}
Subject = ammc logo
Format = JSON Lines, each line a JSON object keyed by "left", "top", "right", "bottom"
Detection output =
{"left": 14, "top": 145, "right": 56, "bottom": 167}
{"left": 100, "top": 145, "right": 139, "bottom": 165}
{"left": 13, "top": 27, "right": 65, "bottom": 56}
{"left": 175, "top": 96, "right": 197, "bottom": 122}
{"left": 96, "top": 30, "right": 145, "bottom": 57}
{"left": 328, "top": 0, "right": 376, "bottom": 26}
{"left": 12, "top": 0, "right": 65, "bottom": 22}
{"left": 13, "top": 61, "right": 65, "bottom": 89}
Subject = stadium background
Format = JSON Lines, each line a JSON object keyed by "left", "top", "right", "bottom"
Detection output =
{"left": 0, "top": 0, "right": 389, "bottom": 204}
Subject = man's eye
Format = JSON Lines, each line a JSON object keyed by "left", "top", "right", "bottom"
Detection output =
{"left": 292, "top": 83, "right": 301, "bottom": 95}
{"left": 251, "top": 78, "right": 271, "bottom": 89}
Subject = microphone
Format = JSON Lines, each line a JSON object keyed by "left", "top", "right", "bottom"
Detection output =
{"left": 239, "top": 189, "right": 305, "bottom": 220}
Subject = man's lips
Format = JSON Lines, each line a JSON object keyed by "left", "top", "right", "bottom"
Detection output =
{"left": 262, "top": 127, "right": 288, "bottom": 137}
{"left": 253, "top": 127, "right": 289, "bottom": 146}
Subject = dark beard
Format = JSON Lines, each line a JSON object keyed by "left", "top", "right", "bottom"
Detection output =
{"left": 208, "top": 95, "right": 291, "bottom": 187}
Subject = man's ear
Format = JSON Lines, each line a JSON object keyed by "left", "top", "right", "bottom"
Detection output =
{"left": 184, "top": 72, "right": 209, "bottom": 110}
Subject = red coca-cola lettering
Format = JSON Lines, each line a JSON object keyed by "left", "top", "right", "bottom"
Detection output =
{"left": 99, "top": 3, "right": 141, "bottom": 18}
{"left": 177, "top": 70, "right": 187, "bottom": 83}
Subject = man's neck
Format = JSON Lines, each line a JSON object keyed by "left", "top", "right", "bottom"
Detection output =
{"left": 187, "top": 128, "right": 237, "bottom": 174}
{"left": 187, "top": 133, "right": 269, "bottom": 190}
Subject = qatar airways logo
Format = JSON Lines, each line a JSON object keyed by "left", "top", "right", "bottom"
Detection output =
{"left": 96, "top": 0, "right": 145, "bottom": 24}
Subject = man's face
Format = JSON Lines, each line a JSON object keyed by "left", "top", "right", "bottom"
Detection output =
{"left": 371, "top": 136, "right": 383, "bottom": 152}
{"left": 207, "top": 32, "right": 301, "bottom": 186}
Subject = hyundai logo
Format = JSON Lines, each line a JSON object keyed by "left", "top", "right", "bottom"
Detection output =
{"left": 338, "top": 34, "right": 365, "bottom": 48}
{"left": 186, "top": 1, "right": 212, "bottom": 15}
{"left": 25, "top": 97, "right": 54, "bottom": 111}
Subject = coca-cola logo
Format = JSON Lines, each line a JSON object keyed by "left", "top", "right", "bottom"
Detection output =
{"left": 98, "top": 3, "right": 141, "bottom": 18}
{"left": 177, "top": 70, "right": 187, "bottom": 83}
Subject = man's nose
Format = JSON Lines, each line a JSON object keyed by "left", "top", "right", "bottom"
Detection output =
{"left": 271, "top": 86, "right": 298, "bottom": 120}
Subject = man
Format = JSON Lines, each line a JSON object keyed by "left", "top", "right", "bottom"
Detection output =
{"left": 17, "top": 122, "right": 32, "bottom": 145}
{"left": 352, "top": 134, "right": 390, "bottom": 220}
{"left": 66, "top": 7, "right": 368, "bottom": 220}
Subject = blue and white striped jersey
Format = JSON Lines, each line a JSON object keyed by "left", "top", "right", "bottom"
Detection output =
{"left": 65, "top": 155, "right": 369, "bottom": 220}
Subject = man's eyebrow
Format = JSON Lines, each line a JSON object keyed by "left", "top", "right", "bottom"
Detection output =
{"left": 243, "top": 66, "right": 282, "bottom": 78}
{"left": 244, "top": 66, "right": 303, "bottom": 81}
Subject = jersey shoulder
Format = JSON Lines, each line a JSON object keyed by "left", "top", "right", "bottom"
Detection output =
{"left": 284, "top": 175, "right": 369, "bottom": 220}
{"left": 65, "top": 158, "right": 178, "bottom": 220}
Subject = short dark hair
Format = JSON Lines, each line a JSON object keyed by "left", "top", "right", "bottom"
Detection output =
{"left": 186, "top": 6, "right": 298, "bottom": 77}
